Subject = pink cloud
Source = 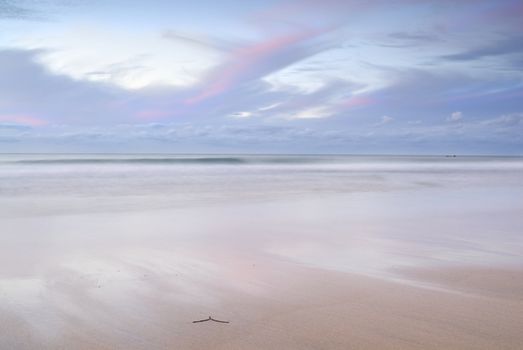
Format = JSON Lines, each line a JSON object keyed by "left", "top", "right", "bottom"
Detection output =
{"left": 340, "top": 96, "right": 375, "bottom": 109}
{"left": 0, "top": 115, "right": 48, "bottom": 126}
{"left": 185, "top": 28, "right": 330, "bottom": 105}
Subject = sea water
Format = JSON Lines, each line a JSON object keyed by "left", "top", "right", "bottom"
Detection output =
{"left": 0, "top": 154, "right": 522, "bottom": 278}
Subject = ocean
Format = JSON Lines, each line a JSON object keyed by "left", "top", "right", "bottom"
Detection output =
{"left": 1, "top": 153, "right": 522, "bottom": 271}
{"left": 1, "top": 153, "right": 522, "bottom": 213}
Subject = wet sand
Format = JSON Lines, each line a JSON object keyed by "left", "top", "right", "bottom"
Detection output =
{"left": 1, "top": 198, "right": 522, "bottom": 350}
{"left": 1, "top": 258, "right": 522, "bottom": 350}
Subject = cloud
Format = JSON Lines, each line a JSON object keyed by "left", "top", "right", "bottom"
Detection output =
{"left": 374, "top": 115, "right": 394, "bottom": 126}
{"left": 0, "top": 123, "right": 31, "bottom": 130}
{"left": 447, "top": 111, "right": 463, "bottom": 122}
{"left": 0, "top": 114, "right": 48, "bottom": 126}
{"left": 162, "top": 30, "right": 233, "bottom": 52}
{"left": 0, "top": 0, "right": 34, "bottom": 20}
{"left": 378, "top": 31, "right": 441, "bottom": 48}
{"left": 228, "top": 103, "right": 281, "bottom": 120}
{"left": 0, "top": 0, "right": 81, "bottom": 21}
{"left": 290, "top": 106, "right": 334, "bottom": 119}
{"left": 258, "top": 103, "right": 281, "bottom": 111}
{"left": 258, "top": 79, "right": 363, "bottom": 121}
{"left": 481, "top": 113, "right": 523, "bottom": 127}
{"left": 4, "top": 113, "right": 521, "bottom": 154}
{"left": 442, "top": 35, "right": 523, "bottom": 61}
{"left": 0, "top": 45, "right": 359, "bottom": 130}
{"left": 388, "top": 32, "right": 439, "bottom": 42}
{"left": 229, "top": 111, "right": 253, "bottom": 119}
{"left": 0, "top": 48, "right": 137, "bottom": 125}
{"left": 340, "top": 96, "right": 375, "bottom": 109}
{"left": 357, "top": 67, "right": 523, "bottom": 123}
{"left": 184, "top": 27, "right": 335, "bottom": 104}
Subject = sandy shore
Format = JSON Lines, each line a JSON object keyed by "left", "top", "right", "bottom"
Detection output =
{"left": 1, "top": 257, "right": 522, "bottom": 350}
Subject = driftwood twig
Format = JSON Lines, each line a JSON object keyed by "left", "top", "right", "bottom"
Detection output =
{"left": 192, "top": 316, "right": 230, "bottom": 324}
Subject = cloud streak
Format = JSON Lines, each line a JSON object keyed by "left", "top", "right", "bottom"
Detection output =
{"left": 0, "top": 0, "right": 34, "bottom": 20}
{"left": 185, "top": 27, "right": 334, "bottom": 104}
{"left": 0, "top": 114, "right": 48, "bottom": 126}
{"left": 442, "top": 35, "right": 523, "bottom": 61}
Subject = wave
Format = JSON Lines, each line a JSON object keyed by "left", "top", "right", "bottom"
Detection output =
{"left": 5, "top": 155, "right": 344, "bottom": 165}
{"left": 14, "top": 157, "right": 249, "bottom": 165}
{"left": 3, "top": 155, "right": 522, "bottom": 168}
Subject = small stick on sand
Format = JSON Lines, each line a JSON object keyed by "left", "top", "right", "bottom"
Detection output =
{"left": 210, "top": 317, "right": 230, "bottom": 323}
{"left": 192, "top": 316, "right": 230, "bottom": 324}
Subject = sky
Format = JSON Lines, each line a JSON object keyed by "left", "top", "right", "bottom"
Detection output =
{"left": 0, "top": 0, "right": 522, "bottom": 154}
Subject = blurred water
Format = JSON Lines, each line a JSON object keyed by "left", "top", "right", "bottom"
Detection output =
{"left": 1, "top": 154, "right": 522, "bottom": 217}
{"left": 1, "top": 154, "right": 522, "bottom": 274}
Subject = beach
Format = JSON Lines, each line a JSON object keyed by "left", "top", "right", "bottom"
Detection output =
{"left": 1, "top": 155, "right": 522, "bottom": 349}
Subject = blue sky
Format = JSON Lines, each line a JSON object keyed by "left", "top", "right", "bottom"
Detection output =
{"left": 0, "top": 0, "right": 522, "bottom": 154}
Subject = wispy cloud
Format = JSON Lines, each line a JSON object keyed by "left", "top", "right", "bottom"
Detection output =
{"left": 162, "top": 30, "right": 234, "bottom": 52}
{"left": 185, "top": 27, "right": 334, "bottom": 104}
{"left": 0, "top": 0, "right": 81, "bottom": 21}
{"left": 0, "top": 49, "right": 131, "bottom": 125}
{"left": 0, "top": 0, "right": 34, "bottom": 20}
{"left": 374, "top": 115, "right": 394, "bottom": 126}
{"left": 481, "top": 113, "right": 523, "bottom": 127}
{"left": 0, "top": 114, "right": 48, "bottom": 126}
{"left": 290, "top": 106, "right": 334, "bottom": 119}
{"left": 442, "top": 34, "right": 523, "bottom": 61}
